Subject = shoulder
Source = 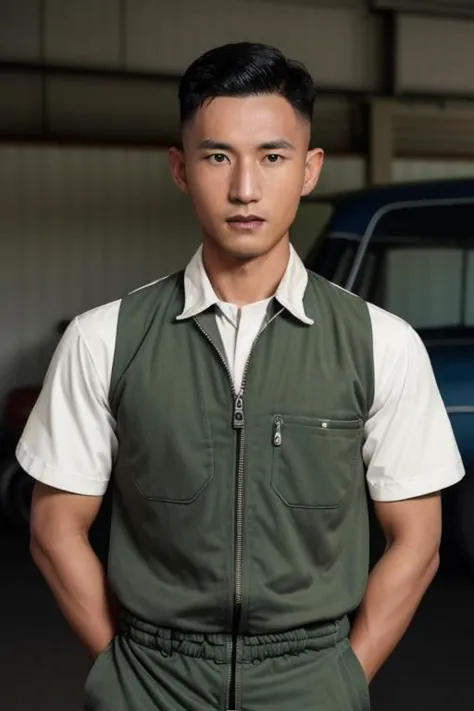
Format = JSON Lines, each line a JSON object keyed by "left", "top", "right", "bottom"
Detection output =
{"left": 366, "top": 301, "right": 412, "bottom": 356}
{"left": 307, "top": 271, "right": 370, "bottom": 315}
{"left": 66, "top": 274, "right": 179, "bottom": 387}
{"left": 68, "top": 298, "right": 120, "bottom": 380}
{"left": 121, "top": 271, "right": 183, "bottom": 310}
{"left": 75, "top": 298, "right": 122, "bottom": 350}
{"left": 307, "top": 272, "right": 420, "bottom": 384}
{"left": 310, "top": 271, "right": 413, "bottom": 355}
{"left": 74, "top": 273, "right": 179, "bottom": 348}
{"left": 364, "top": 302, "right": 430, "bottom": 400}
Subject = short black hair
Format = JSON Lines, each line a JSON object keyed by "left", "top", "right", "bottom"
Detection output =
{"left": 179, "top": 42, "right": 316, "bottom": 128}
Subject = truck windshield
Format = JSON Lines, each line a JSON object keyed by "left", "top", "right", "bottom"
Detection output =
{"left": 291, "top": 200, "right": 334, "bottom": 260}
{"left": 308, "top": 200, "right": 474, "bottom": 336}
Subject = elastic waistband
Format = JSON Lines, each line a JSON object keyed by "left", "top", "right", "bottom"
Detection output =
{"left": 118, "top": 610, "right": 350, "bottom": 664}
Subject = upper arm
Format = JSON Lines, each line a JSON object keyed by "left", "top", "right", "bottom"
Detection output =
{"left": 373, "top": 494, "right": 442, "bottom": 556}
{"left": 364, "top": 311, "right": 465, "bottom": 502}
{"left": 30, "top": 482, "right": 103, "bottom": 549}
{"left": 16, "top": 312, "right": 118, "bottom": 497}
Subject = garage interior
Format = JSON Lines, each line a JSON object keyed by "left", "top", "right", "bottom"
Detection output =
{"left": 1, "top": 1, "right": 474, "bottom": 709}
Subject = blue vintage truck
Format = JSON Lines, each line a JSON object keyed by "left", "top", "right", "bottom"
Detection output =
{"left": 303, "top": 177, "right": 474, "bottom": 569}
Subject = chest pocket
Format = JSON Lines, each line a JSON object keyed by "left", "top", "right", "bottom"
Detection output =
{"left": 271, "top": 415, "right": 364, "bottom": 510}
{"left": 117, "top": 408, "right": 215, "bottom": 504}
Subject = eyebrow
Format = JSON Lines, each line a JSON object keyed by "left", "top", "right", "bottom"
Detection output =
{"left": 198, "top": 139, "right": 296, "bottom": 151}
{"left": 259, "top": 140, "right": 296, "bottom": 151}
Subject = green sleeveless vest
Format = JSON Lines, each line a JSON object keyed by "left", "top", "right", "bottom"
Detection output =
{"left": 107, "top": 271, "right": 374, "bottom": 635}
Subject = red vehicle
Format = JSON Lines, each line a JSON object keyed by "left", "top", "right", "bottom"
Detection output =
{"left": 0, "top": 320, "right": 69, "bottom": 528}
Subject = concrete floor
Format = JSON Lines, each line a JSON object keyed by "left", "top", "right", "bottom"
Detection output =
{"left": 0, "top": 528, "right": 473, "bottom": 711}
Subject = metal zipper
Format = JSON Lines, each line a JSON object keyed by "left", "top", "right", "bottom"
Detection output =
{"left": 194, "top": 308, "right": 283, "bottom": 711}
{"left": 273, "top": 416, "right": 283, "bottom": 446}
{"left": 230, "top": 308, "right": 283, "bottom": 711}
{"left": 272, "top": 415, "right": 361, "bottom": 436}
{"left": 192, "top": 318, "right": 240, "bottom": 709}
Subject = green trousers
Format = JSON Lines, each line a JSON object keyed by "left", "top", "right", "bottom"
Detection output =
{"left": 84, "top": 613, "right": 370, "bottom": 711}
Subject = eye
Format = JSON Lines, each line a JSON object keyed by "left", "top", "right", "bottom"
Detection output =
{"left": 208, "top": 154, "right": 229, "bottom": 164}
{"left": 265, "top": 154, "right": 284, "bottom": 164}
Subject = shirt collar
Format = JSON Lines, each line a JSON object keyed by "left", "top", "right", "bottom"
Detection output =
{"left": 176, "top": 244, "right": 314, "bottom": 326}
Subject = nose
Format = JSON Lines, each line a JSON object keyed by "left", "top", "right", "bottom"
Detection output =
{"left": 228, "top": 159, "right": 262, "bottom": 205}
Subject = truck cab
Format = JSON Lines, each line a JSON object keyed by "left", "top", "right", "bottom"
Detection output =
{"left": 301, "top": 178, "right": 474, "bottom": 570}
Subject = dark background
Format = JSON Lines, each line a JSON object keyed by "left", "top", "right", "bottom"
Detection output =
{"left": 1, "top": 1, "right": 474, "bottom": 709}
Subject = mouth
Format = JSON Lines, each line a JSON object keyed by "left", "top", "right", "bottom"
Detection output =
{"left": 226, "top": 215, "right": 266, "bottom": 231}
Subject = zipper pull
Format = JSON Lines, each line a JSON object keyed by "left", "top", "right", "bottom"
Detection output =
{"left": 233, "top": 395, "right": 245, "bottom": 429}
{"left": 273, "top": 416, "right": 283, "bottom": 446}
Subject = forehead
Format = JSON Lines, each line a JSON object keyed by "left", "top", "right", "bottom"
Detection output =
{"left": 185, "top": 95, "right": 308, "bottom": 147}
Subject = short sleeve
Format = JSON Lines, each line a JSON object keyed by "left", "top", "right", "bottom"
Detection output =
{"left": 16, "top": 316, "right": 118, "bottom": 496}
{"left": 364, "top": 318, "right": 465, "bottom": 502}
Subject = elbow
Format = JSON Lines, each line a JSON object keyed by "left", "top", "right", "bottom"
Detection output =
{"left": 427, "top": 530, "right": 441, "bottom": 577}
{"left": 418, "top": 543, "right": 441, "bottom": 588}
{"left": 29, "top": 527, "right": 48, "bottom": 568}
{"left": 428, "top": 549, "right": 441, "bottom": 580}
{"left": 29, "top": 507, "right": 55, "bottom": 569}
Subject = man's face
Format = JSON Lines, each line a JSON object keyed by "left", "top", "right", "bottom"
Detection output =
{"left": 169, "top": 94, "right": 324, "bottom": 261}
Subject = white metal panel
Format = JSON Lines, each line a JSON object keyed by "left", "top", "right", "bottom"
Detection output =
{"left": 0, "top": 147, "right": 361, "bottom": 404}
{"left": 125, "top": 0, "right": 382, "bottom": 91}
{"left": 0, "top": 0, "right": 41, "bottom": 60}
{"left": 393, "top": 103, "right": 474, "bottom": 158}
{"left": 396, "top": 14, "right": 474, "bottom": 94}
{"left": 393, "top": 159, "right": 474, "bottom": 182}
{"left": 0, "top": 146, "right": 199, "bottom": 407}
{"left": 315, "top": 156, "right": 366, "bottom": 194}
{"left": 44, "top": 0, "right": 121, "bottom": 66}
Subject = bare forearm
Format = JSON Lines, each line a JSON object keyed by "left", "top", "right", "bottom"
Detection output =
{"left": 31, "top": 533, "right": 116, "bottom": 658}
{"left": 350, "top": 543, "right": 439, "bottom": 682}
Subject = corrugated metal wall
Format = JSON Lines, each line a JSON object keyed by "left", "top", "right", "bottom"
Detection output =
{"left": 393, "top": 104, "right": 474, "bottom": 159}
{"left": 396, "top": 14, "right": 474, "bottom": 95}
{"left": 0, "top": 0, "right": 382, "bottom": 90}
{"left": 0, "top": 145, "right": 365, "bottom": 408}
{"left": 0, "top": 145, "right": 199, "bottom": 408}
{"left": 393, "top": 158, "right": 474, "bottom": 181}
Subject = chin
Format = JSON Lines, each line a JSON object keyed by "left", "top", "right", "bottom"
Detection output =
{"left": 226, "top": 243, "right": 273, "bottom": 262}
{"left": 204, "top": 228, "right": 288, "bottom": 262}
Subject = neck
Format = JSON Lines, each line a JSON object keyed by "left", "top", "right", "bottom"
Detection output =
{"left": 202, "top": 238, "right": 291, "bottom": 307}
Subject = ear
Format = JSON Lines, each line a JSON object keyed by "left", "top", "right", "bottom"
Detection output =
{"left": 301, "top": 148, "right": 324, "bottom": 197}
{"left": 168, "top": 146, "right": 189, "bottom": 194}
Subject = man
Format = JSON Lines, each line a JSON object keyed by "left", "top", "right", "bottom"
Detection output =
{"left": 18, "top": 43, "right": 464, "bottom": 711}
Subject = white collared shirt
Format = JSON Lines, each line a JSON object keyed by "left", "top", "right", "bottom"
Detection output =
{"left": 176, "top": 245, "right": 312, "bottom": 393}
{"left": 16, "top": 245, "right": 464, "bottom": 502}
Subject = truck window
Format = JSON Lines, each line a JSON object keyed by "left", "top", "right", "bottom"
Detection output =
{"left": 382, "top": 247, "right": 474, "bottom": 328}
{"left": 291, "top": 201, "right": 334, "bottom": 260}
{"left": 354, "top": 202, "right": 474, "bottom": 330}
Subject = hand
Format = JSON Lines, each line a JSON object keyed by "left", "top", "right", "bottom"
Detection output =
{"left": 88, "top": 635, "right": 115, "bottom": 661}
{"left": 350, "top": 642, "right": 372, "bottom": 684}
